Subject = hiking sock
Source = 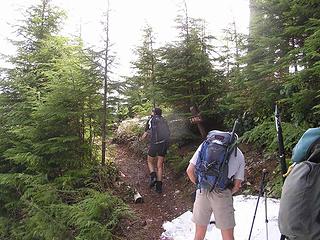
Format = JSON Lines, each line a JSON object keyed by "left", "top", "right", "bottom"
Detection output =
{"left": 155, "top": 181, "right": 163, "bottom": 193}
{"left": 149, "top": 172, "right": 157, "bottom": 188}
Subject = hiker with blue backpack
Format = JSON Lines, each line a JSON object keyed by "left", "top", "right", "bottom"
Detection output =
{"left": 140, "top": 108, "right": 170, "bottom": 194}
{"left": 186, "top": 124, "right": 245, "bottom": 240}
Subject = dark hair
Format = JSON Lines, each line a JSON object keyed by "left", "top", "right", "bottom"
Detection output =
{"left": 153, "top": 107, "right": 162, "bottom": 116}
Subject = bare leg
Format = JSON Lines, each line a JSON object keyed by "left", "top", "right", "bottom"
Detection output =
{"left": 194, "top": 224, "right": 207, "bottom": 240}
{"left": 221, "top": 228, "right": 234, "bottom": 240}
{"left": 147, "top": 155, "right": 156, "bottom": 173}
{"left": 156, "top": 156, "right": 165, "bottom": 181}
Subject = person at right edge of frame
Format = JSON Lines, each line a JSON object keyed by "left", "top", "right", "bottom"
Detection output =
{"left": 186, "top": 138, "right": 245, "bottom": 240}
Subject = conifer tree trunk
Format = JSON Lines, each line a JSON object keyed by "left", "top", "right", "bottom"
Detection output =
{"left": 101, "top": 0, "right": 110, "bottom": 165}
{"left": 232, "top": 20, "right": 240, "bottom": 70}
{"left": 150, "top": 37, "right": 156, "bottom": 108}
{"left": 248, "top": 0, "right": 257, "bottom": 52}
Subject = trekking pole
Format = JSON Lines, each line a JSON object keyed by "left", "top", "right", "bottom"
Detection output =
{"left": 248, "top": 169, "right": 268, "bottom": 240}
{"left": 230, "top": 118, "right": 239, "bottom": 143}
{"left": 263, "top": 169, "right": 269, "bottom": 240}
{"left": 274, "top": 105, "right": 288, "bottom": 240}
{"left": 274, "top": 105, "right": 287, "bottom": 183}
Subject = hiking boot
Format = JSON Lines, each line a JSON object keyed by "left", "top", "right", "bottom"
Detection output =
{"left": 149, "top": 172, "right": 157, "bottom": 188}
{"left": 155, "top": 181, "right": 163, "bottom": 194}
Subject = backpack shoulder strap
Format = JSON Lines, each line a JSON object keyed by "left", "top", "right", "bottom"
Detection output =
{"left": 198, "top": 140, "right": 208, "bottom": 162}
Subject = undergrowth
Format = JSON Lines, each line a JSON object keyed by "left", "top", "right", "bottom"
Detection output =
{"left": 241, "top": 121, "right": 306, "bottom": 197}
{"left": 0, "top": 164, "right": 133, "bottom": 240}
{"left": 166, "top": 144, "right": 196, "bottom": 175}
{"left": 241, "top": 121, "right": 305, "bottom": 155}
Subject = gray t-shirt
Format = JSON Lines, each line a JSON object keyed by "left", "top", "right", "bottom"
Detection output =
{"left": 189, "top": 143, "right": 245, "bottom": 181}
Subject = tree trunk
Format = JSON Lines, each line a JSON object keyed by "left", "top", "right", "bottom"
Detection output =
{"left": 190, "top": 106, "right": 207, "bottom": 139}
{"left": 101, "top": 0, "right": 110, "bottom": 165}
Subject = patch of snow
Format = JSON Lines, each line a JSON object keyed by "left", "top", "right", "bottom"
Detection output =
{"left": 161, "top": 195, "right": 281, "bottom": 240}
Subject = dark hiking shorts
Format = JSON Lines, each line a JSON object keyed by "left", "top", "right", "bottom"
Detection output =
{"left": 148, "top": 142, "right": 169, "bottom": 157}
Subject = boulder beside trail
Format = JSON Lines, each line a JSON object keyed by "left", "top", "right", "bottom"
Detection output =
{"left": 114, "top": 115, "right": 198, "bottom": 155}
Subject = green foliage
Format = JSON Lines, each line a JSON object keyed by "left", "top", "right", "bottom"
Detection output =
{"left": 242, "top": 0, "right": 320, "bottom": 127}
{"left": 122, "top": 0, "right": 320, "bottom": 132}
{"left": 0, "top": 169, "right": 132, "bottom": 240}
{"left": 267, "top": 159, "right": 291, "bottom": 198}
{"left": 267, "top": 167, "right": 285, "bottom": 198}
{"left": 0, "top": 217, "right": 10, "bottom": 239}
{"left": 54, "top": 164, "right": 119, "bottom": 192}
{"left": 1, "top": 0, "right": 320, "bottom": 237}
{"left": 166, "top": 144, "right": 196, "bottom": 175}
{"left": 241, "top": 121, "right": 305, "bottom": 154}
{"left": 131, "top": 102, "right": 154, "bottom": 117}
{"left": 156, "top": 20, "right": 223, "bottom": 113}
{"left": 0, "top": 1, "right": 102, "bottom": 174}
{"left": 124, "top": 25, "right": 159, "bottom": 116}
{"left": 0, "top": 2, "right": 132, "bottom": 240}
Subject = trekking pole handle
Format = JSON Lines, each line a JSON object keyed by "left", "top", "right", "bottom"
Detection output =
{"left": 261, "top": 169, "right": 268, "bottom": 193}
{"left": 230, "top": 118, "right": 239, "bottom": 143}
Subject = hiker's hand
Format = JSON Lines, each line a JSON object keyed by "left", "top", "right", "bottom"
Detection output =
{"left": 140, "top": 131, "right": 149, "bottom": 142}
{"left": 231, "top": 187, "right": 238, "bottom": 195}
{"left": 231, "top": 179, "right": 242, "bottom": 194}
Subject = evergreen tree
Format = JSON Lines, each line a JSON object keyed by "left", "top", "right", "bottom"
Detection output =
{"left": 243, "top": 0, "right": 290, "bottom": 121}
{"left": 0, "top": 0, "right": 102, "bottom": 174}
{"left": 0, "top": 0, "right": 67, "bottom": 172}
{"left": 244, "top": 0, "right": 320, "bottom": 126}
{"left": 280, "top": 0, "right": 320, "bottom": 125}
{"left": 124, "top": 25, "right": 159, "bottom": 116}
{"left": 101, "top": 1, "right": 112, "bottom": 165}
{"left": 31, "top": 39, "right": 102, "bottom": 174}
{"left": 218, "top": 22, "right": 248, "bottom": 124}
{"left": 156, "top": 15, "right": 223, "bottom": 116}
{"left": 0, "top": 2, "right": 131, "bottom": 239}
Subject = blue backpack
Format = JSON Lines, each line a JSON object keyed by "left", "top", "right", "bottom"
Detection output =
{"left": 195, "top": 130, "right": 237, "bottom": 191}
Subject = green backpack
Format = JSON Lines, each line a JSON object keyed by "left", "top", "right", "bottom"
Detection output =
{"left": 278, "top": 129, "right": 320, "bottom": 240}
{"left": 278, "top": 160, "right": 320, "bottom": 240}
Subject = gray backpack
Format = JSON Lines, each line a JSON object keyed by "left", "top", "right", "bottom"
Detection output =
{"left": 278, "top": 160, "right": 320, "bottom": 240}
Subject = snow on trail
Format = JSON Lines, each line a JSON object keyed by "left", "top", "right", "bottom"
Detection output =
{"left": 161, "top": 195, "right": 281, "bottom": 240}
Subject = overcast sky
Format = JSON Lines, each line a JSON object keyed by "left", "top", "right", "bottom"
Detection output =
{"left": 0, "top": 0, "right": 249, "bottom": 76}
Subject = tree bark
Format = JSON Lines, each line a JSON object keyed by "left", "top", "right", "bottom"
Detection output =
{"left": 101, "top": 0, "right": 110, "bottom": 165}
{"left": 189, "top": 106, "right": 207, "bottom": 139}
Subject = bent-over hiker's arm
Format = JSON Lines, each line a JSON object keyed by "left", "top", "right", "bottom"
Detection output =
{"left": 186, "top": 145, "right": 201, "bottom": 185}
{"left": 140, "top": 131, "right": 149, "bottom": 141}
{"left": 140, "top": 119, "right": 151, "bottom": 141}
{"left": 186, "top": 163, "right": 197, "bottom": 185}
{"left": 231, "top": 179, "right": 242, "bottom": 194}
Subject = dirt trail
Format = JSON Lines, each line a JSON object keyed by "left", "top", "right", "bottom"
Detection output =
{"left": 114, "top": 143, "right": 193, "bottom": 240}
{"left": 113, "top": 142, "right": 277, "bottom": 240}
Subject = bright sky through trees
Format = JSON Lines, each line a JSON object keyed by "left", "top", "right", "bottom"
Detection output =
{"left": 0, "top": 0, "right": 249, "bottom": 76}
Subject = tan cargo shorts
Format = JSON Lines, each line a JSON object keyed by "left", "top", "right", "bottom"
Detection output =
{"left": 192, "top": 188, "right": 235, "bottom": 230}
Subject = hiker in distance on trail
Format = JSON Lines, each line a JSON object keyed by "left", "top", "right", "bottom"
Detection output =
{"left": 186, "top": 129, "right": 245, "bottom": 240}
{"left": 140, "top": 108, "right": 170, "bottom": 194}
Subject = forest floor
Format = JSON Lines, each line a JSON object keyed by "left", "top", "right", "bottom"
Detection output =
{"left": 113, "top": 142, "right": 278, "bottom": 240}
